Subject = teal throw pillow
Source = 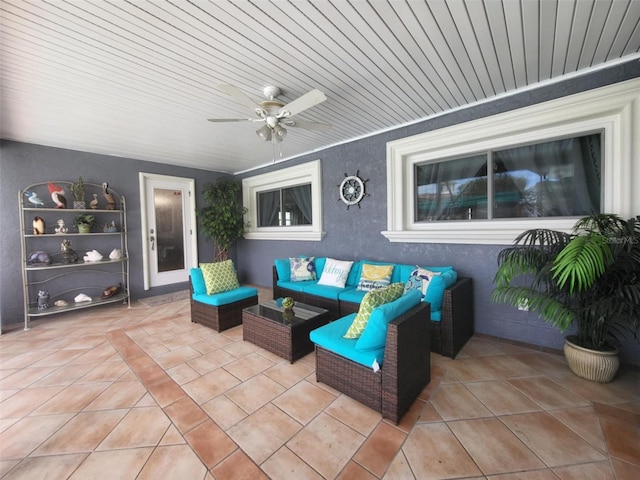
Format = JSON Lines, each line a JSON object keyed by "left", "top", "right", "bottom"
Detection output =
{"left": 423, "top": 270, "right": 458, "bottom": 311}
{"left": 356, "top": 290, "right": 422, "bottom": 351}
{"left": 344, "top": 282, "right": 404, "bottom": 339}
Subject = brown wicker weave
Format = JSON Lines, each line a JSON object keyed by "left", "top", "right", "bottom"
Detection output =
{"left": 314, "top": 302, "right": 430, "bottom": 424}
{"left": 243, "top": 301, "right": 330, "bottom": 363}
{"left": 189, "top": 279, "right": 258, "bottom": 332}
{"left": 274, "top": 266, "right": 474, "bottom": 358}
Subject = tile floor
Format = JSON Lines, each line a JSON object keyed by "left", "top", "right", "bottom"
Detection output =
{"left": 1, "top": 294, "right": 639, "bottom": 479}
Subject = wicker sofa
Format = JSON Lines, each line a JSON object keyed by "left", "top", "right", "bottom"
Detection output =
{"left": 189, "top": 268, "right": 258, "bottom": 332}
{"left": 310, "top": 296, "right": 430, "bottom": 424}
{"left": 273, "top": 259, "right": 474, "bottom": 358}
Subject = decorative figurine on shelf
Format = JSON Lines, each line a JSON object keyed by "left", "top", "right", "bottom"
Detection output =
{"left": 37, "top": 290, "right": 49, "bottom": 310}
{"left": 60, "top": 239, "right": 79, "bottom": 264}
{"left": 70, "top": 176, "right": 86, "bottom": 209}
{"left": 24, "top": 191, "right": 45, "bottom": 207}
{"left": 90, "top": 193, "right": 99, "bottom": 209}
{"left": 47, "top": 182, "right": 67, "bottom": 209}
{"left": 54, "top": 299, "right": 68, "bottom": 307}
{"left": 27, "top": 250, "right": 52, "bottom": 266}
{"left": 103, "top": 220, "right": 118, "bottom": 233}
{"left": 74, "top": 293, "right": 92, "bottom": 303}
{"left": 102, "top": 182, "right": 116, "bottom": 210}
{"left": 83, "top": 250, "right": 103, "bottom": 262}
{"left": 109, "top": 248, "right": 123, "bottom": 260}
{"left": 55, "top": 219, "right": 68, "bottom": 234}
{"left": 101, "top": 283, "right": 122, "bottom": 299}
{"left": 33, "top": 216, "right": 45, "bottom": 235}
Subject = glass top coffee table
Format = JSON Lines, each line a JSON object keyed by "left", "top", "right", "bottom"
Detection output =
{"left": 242, "top": 300, "right": 330, "bottom": 363}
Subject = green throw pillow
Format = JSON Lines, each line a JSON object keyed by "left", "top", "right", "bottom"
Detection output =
{"left": 343, "top": 282, "right": 403, "bottom": 339}
{"left": 200, "top": 260, "right": 240, "bottom": 295}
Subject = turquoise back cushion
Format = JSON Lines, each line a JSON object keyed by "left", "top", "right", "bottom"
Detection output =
{"left": 274, "top": 258, "right": 291, "bottom": 282}
{"left": 424, "top": 269, "right": 458, "bottom": 312}
{"left": 190, "top": 267, "right": 207, "bottom": 295}
{"left": 355, "top": 290, "right": 421, "bottom": 351}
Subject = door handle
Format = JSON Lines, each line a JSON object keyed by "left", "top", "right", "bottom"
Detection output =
{"left": 150, "top": 235, "right": 155, "bottom": 251}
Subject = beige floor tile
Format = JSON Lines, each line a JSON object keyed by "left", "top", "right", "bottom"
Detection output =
{"left": 68, "top": 447, "right": 153, "bottom": 480}
{"left": 84, "top": 380, "right": 147, "bottom": 410}
{"left": 444, "top": 356, "right": 502, "bottom": 382}
{"left": 32, "top": 382, "right": 111, "bottom": 415}
{"left": 0, "top": 385, "right": 64, "bottom": 418}
{"left": 480, "top": 354, "right": 542, "bottom": 378}
{"left": 210, "top": 448, "right": 268, "bottom": 480}
{"left": 223, "top": 351, "right": 275, "bottom": 381}
{"left": 465, "top": 379, "right": 542, "bottom": 415}
{"left": 30, "top": 348, "right": 91, "bottom": 368}
{"left": 33, "top": 409, "right": 128, "bottom": 455}
{"left": 261, "top": 446, "right": 324, "bottom": 480}
{"left": 552, "top": 460, "right": 614, "bottom": 479}
{"left": 402, "top": 422, "right": 482, "bottom": 479}
{"left": 513, "top": 353, "right": 570, "bottom": 375}
{"left": 187, "top": 348, "right": 237, "bottom": 375}
{"left": 599, "top": 416, "right": 640, "bottom": 467}
{"left": 457, "top": 337, "right": 507, "bottom": 357}
{"left": 201, "top": 394, "right": 247, "bottom": 430}
{"left": 508, "top": 376, "right": 590, "bottom": 410}
{"left": 183, "top": 418, "right": 237, "bottom": 469}
{"left": 382, "top": 450, "right": 416, "bottom": 480}
{"left": 0, "top": 366, "right": 58, "bottom": 389}
{"left": 137, "top": 444, "right": 207, "bottom": 479}
{"left": 288, "top": 412, "right": 365, "bottom": 479}
{"left": 182, "top": 367, "right": 241, "bottom": 405}
{"left": 337, "top": 461, "right": 379, "bottom": 479}
{"left": 77, "top": 359, "right": 130, "bottom": 383}
{"left": 167, "top": 362, "right": 201, "bottom": 385}
{"left": 448, "top": 417, "right": 545, "bottom": 475}
{"left": 611, "top": 458, "right": 640, "bottom": 480}
{"left": 2, "top": 453, "right": 88, "bottom": 480}
{"left": 487, "top": 470, "right": 559, "bottom": 479}
{"left": 430, "top": 383, "right": 493, "bottom": 421}
{"left": 225, "top": 373, "right": 285, "bottom": 414}
{"left": 97, "top": 406, "right": 170, "bottom": 449}
{"left": 264, "top": 358, "right": 314, "bottom": 388}
{"left": 324, "top": 394, "right": 383, "bottom": 436}
{"left": 550, "top": 372, "right": 640, "bottom": 404}
{"left": 31, "top": 362, "right": 98, "bottom": 386}
{"left": 500, "top": 411, "right": 606, "bottom": 467}
{"left": 228, "top": 403, "right": 302, "bottom": 464}
{"left": 159, "top": 424, "right": 186, "bottom": 445}
{"left": 0, "top": 413, "right": 74, "bottom": 460}
{"left": 416, "top": 401, "right": 443, "bottom": 423}
{"left": 154, "top": 345, "right": 202, "bottom": 370}
{"left": 272, "top": 379, "right": 336, "bottom": 424}
{"left": 548, "top": 406, "right": 607, "bottom": 452}
{"left": 223, "top": 338, "right": 261, "bottom": 358}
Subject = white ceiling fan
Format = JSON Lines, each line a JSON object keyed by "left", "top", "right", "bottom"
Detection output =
{"left": 208, "top": 85, "right": 331, "bottom": 143}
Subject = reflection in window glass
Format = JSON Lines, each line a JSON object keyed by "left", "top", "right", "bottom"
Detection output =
{"left": 415, "top": 133, "right": 601, "bottom": 221}
{"left": 257, "top": 184, "right": 312, "bottom": 227}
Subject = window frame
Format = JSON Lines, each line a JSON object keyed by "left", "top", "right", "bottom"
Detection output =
{"left": 384, "top": 78, "right": 639, "bottom": 245}
{"left": 242, "top": 159, "right": 324, "bottom": 241}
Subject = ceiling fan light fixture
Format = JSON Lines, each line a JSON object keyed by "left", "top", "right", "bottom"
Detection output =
{"left": 273, "top": 123, "right": 287, "bottom": 140}
{"left": 256, "top": 124, "right": 272, "bottom": 141}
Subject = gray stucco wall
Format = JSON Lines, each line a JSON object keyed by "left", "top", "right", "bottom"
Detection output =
{"left": 0, "top": 142, "right": 229, "bottom": 329}
{"left": 236, "top": 60, "right": 640, "bottom": 365}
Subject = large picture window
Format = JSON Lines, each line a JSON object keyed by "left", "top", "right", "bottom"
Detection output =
{"left": 384, "top": 79, "right": 639, "bottom": 245}
{"left": 415, "top": 133, "right": 602, "bottom": 222}
{"left": 242, "top": 160, "right": 324, "bottom": 241}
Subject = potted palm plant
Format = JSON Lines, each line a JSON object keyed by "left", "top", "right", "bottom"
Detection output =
{"left": 492, "top": 213, "right": 640, "bottom": 382}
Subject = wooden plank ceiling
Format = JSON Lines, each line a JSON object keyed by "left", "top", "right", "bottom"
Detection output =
{"left": 1, "top": 0, "right": 639, "bottom": 173}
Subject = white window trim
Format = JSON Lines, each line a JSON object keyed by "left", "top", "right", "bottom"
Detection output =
{"left": 242, "top": 159, "right": 324, "bottom": 241}
{"left": 384, "top": 78, "right": 640, "bottom": 245}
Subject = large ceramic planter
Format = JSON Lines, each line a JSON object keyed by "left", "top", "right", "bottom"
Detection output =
{"left": 564, "top": 336, "right": 619, "bottom": 383}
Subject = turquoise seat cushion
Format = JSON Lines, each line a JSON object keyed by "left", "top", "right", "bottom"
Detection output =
{"left": 190, "top": 267, "right": 207, "bottom": 295}
{"left": 302, "top": 282, "right": 343, "bottom": 301}
{"left": 276, "top": 280, "right": 308, "bottom": 293}
{"left": 192, "top": 286, "right": 258, "bottom": 307}
{"left": 356, "top": 290, "right": 422, "bottom": 351}
{"left": 338, "top": 287, "right": 366, "bottom": 304}
{"left": 424, "top": 269, "right": 458, "bottom": 312}
{"left": 310, "top": 314, "right": 384, "bottom": 368}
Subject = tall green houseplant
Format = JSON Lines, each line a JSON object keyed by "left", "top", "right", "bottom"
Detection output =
{"left": 198, "top": 178, "right": 248, "bottom": 262}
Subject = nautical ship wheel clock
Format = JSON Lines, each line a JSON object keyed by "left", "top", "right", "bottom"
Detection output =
{"left": 338, "top": 171, "right": 369, "bottom": 209}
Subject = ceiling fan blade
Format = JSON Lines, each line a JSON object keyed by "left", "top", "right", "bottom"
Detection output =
{"left": 278, "top": 89, "right": 326, "bottom": 117}
{"left": 207, "top": 118, "right": 255, "bottom": 123}
{"left": 285, "top": 119, "right": 332, "bottom": 132}
{"left": 218, "top": 84, "right": 258, "bottom": 109}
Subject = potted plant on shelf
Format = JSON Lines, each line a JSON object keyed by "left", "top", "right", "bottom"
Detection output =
{"left": 70, "top": 176, "right": 85, "bottom": 209}
{"left": 198, "top": 178, "right": 248, "bottom": 262}
{"left": 73, "top": 213, "right": 96, "bottom": 234}
{"left": 492, "top": 213, "right": 640, "bottom": 383}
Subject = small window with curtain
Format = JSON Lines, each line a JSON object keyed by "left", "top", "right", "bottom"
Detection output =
{"left": 415, "top": 132, "right": 602, "bottom": 222}
{"left": 258, "top": 184, "right": 313, "bottom": 227}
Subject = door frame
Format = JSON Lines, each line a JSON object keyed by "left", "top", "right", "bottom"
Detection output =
{"left": 139, "top": 172, "right": 198, "bottom": 290}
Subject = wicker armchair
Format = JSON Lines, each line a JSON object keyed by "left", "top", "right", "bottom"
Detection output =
{"left": 189, "top": 279, "right": 258, "bottom": 332}
{"left": 314, "top": 302, "right": 430, "bottom": 424}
